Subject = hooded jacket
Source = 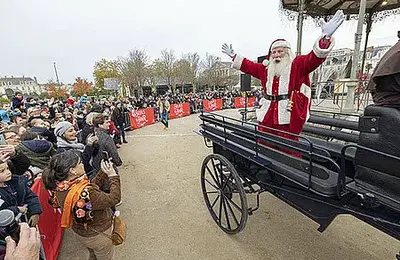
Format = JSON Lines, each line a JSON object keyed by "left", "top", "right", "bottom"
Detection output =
{"left": 17, "top": 140, "right": 56, "bottom": 169}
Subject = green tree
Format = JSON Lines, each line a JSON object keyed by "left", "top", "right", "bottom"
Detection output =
{"left": 93, "top": 59, "right": 120, "bottom": 92}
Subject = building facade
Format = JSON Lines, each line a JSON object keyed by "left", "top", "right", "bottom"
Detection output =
{"left": 0, "top": 76, "right": 46, "bottom": 97}
{"left": 316, "top": 45, "right": 392, "bottom": 83}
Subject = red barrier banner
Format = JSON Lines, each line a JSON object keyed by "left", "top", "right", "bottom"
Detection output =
{"left": 234, "top": 97, "right": 256, "bottom": 108}
{"left": 203, "top": 99, "right": 223, "bottom": 112}
{"left": 31, "top": 180, "right": 63, "bottom": 260}
{"left": 169, "top": 102, "right": 191, "bottom": 119}
{"left": 129, "top": 108, "right": 155, "bottom": 129}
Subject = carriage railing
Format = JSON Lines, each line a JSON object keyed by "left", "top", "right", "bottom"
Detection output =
{"left": 340, "top": 144, "right": 400, "bottom": 206}
{"left": 200, "top": 111, "right": 342, "bottom": 196}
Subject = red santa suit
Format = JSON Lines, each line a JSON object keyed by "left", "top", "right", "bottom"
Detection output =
{"left": 232, "top": 36, "right": 334, "bottom": 149}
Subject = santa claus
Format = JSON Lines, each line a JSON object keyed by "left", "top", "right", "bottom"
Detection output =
{"left": 222, "top": 10, "right": 345, "bottom": 147}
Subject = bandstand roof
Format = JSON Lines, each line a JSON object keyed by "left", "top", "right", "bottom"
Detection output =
{"left": 281, "top": 0, "right": 400, "bottom": 17}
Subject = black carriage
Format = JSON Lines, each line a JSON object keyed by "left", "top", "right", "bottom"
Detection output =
{"left": 198, "top": 105, "right": 400, "bottom": 249}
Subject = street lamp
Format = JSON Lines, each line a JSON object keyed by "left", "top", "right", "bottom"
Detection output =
{"left": 53, "top": 62, "right": 60, "bottom": 86}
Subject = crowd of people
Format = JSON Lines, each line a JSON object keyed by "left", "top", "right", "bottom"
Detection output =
{"left": 0, "top": 88, "right": 259, "bottom": 259}
{"left": 127, "top": 89, "right": 260, "bottom": 113}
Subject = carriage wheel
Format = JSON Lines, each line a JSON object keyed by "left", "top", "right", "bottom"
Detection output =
{"left": 201, "top": 154, "right": 248, "bottom": 234}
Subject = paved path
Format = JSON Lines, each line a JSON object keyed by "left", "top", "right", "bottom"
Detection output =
{"left": 58, "top": 109, "right": 399, "bottom": 260}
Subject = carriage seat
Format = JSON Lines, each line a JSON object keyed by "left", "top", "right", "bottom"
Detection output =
{"left": 354, "top": 105, "right": 400, "bottom": 202}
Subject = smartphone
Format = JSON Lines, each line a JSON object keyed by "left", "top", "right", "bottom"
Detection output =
{"left": 103, "top": 151, "right": 110, "bottom": 161}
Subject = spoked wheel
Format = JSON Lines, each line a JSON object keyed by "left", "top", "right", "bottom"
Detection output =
{"left": 201, "top": 154, "right": 248, "bottom": 234}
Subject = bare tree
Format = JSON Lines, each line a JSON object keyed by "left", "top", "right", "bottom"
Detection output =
{"left": 174, "top": 59, "right": 192, "bottom": 93}
{"left": 145, "top": 64, "right": 159, "bottom": 93}
{"left": 117, "top": 49, "right": 149, "bottom": 96}
{"left": 199, "top": 53, "right": 225, "bottom": 90}
{"left": 153, "top": 49, "right": 176, "bottom": 91}
{"left": 183, "top": 53, "right": 200, "bottom": 92}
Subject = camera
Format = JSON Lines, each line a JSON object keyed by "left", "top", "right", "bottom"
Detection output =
{"left": 0, "top": 209, "right": 21, "bottom": 243}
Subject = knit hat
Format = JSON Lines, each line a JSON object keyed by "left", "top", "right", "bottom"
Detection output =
{"left": 54, "top": 121, "right": 73, "bottom": 137}
{"left": 262, "top": 39, "right": 291, "bottom": 66}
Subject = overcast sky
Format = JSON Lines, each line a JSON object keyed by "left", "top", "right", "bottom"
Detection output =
{"left": 1, "top": 0, "right": 399, "bottom": 84}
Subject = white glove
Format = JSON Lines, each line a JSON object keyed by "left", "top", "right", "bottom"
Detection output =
{"left": 222, "top": 43, "right": 235, "bottom": 58}
{"left": 321, "top": 10, "right": 345, "bottom": 37}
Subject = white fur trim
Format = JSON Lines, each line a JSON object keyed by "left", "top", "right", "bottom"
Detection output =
{"left": 300, "top": 83, "right": 311, "bottom": 99}
{"left": 278, "top": 62, "right": 291, "bottom": 95}
{"left": 271, "top": 40, "right": 290, "bottom": 50}
{"left": 278, "top": 99, "right": 290, "bottom": 125}
{"left": 313, "top": 35, "right": 335, "bottom": 58}
{"left": 261, "top": 62, "right": 293, "bottom": 124}
{"left": 262, "top": 59, "right": 270, "bottom": 66}
{"left": 300, "top": 83, "right": 312, "bottom": 121}
{"left": 256, "top": 98, "right": 270, "bottom": 122}
{"left": 232, "top": 54, "right": 244, "bottom": 70}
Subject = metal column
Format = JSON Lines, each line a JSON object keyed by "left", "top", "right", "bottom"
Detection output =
{"left": 296, "top": 0, "right": 305, "bottom": 56}
{"left": 345, "top": 0, "right": 367, "bottom": 110}
{"left": 350, "top": 0, "right": 367, "bottom": 79}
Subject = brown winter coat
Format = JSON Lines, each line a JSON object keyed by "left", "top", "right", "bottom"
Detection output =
{"left": 56, "top": 170, "right": 121, "bottom": 237}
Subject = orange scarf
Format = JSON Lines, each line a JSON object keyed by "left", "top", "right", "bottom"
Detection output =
{"left": 61, "top": 178, "right": 89, "bottom": 228}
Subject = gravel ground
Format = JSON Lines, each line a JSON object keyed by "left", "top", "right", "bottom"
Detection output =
{"left": 58, "top": 109, "right": 399, "bottom": 260}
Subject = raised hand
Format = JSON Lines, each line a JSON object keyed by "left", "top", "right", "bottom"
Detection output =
{"left": 321, "top": 10, "right": 345, "bottom": 37}
{"left": 101, "top": 159, "right": 117, "bottom": 177}
{"left": 221, "top": 43, "right": 235, "bottom": 58}
{"left": 5, "top": 223, "right": 41, "bottom": 260}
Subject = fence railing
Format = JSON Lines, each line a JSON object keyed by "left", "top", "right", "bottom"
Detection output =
{"left": 311, "top": 79, "right": 372, "bottom": 113}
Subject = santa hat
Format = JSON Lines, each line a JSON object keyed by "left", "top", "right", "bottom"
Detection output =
{"left": 262, "top": 39, "right": 291, "bottom": 66}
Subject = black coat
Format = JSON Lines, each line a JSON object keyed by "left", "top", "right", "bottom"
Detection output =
{"left": 11, "top": 97, "right": 24, "bottom": 110}
{"left": 0, "top": 175, "right": 42, "bottom": 217}
{"left": 29, "top": 127, "right": 57, "bottom": 144}
{"left": 8, "top": 150, "right": 31, "bottom": 176}
{"left": 111, "top": 107, "right": 126, "bottom": 126}
{"left": 80, "top": 124, "right": 94, "bottom": 144}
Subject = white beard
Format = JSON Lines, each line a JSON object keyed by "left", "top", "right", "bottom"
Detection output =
{"left": 268, "top": 55, "right": 292, "bottom": 77}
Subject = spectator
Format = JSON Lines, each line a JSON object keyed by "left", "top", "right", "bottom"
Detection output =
{"left": 3, "top": 222, "right": 41, "bottom": 260}
{"left": 92, "top": 114, "right": 122, "bottom": 173}
{"left": 0, "top": 144, "right": 31, "bottom": 177}
{"left": 11, "top": 92, "right": 24, "bottom": 111}
{"left": 158, "top": 96, "right": 170, "bottom": 131}
{"left": 0, "top": 103, "right": 11, "bottom": 124}
{"left": 42, "top": 151, "right": 120, "bottom": 260}
{"left": 29, "top": 118, "right": 56, "bottom": 143}
{"left": 67, "top": 96, "right": 75, "bottom": 106}
{"left": 2, "top": 130, "right": 54, "bottom": 170}
{"left": 10, "top": 114, "right": 27, "bottom": 127}
{"left": 80, "top": 112, "right": 99, "bottom": 144}
{"left": 54, "top": 121, "right": 85, "bottom": 154}
{"left": 111, "top": 103, "right": 128, "bottom": 144}
{"left": 0, "top": 159, "right": 42, "bottom": 226}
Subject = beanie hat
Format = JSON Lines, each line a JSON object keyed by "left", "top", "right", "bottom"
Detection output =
{"left": 54, "top": 121, "right": 73, "bottom": 137}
